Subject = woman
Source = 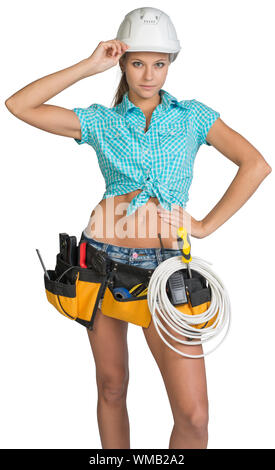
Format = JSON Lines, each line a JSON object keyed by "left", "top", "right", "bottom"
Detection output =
{"left": 5, "top": 7, "right": 271, "bottom": 450}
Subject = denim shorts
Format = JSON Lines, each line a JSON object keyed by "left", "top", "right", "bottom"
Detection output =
{"left": 80, "top": 231, "right": 182, "bottom": 269}
{"left": 80, "top": 231, "right": 182, "bottom": 308}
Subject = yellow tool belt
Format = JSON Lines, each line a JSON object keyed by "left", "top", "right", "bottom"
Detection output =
{"left": 44, "top": 238, "right": 154, "bottom": 329}
{"left": 43, "top": 233, "right": 211, "bottom": 330}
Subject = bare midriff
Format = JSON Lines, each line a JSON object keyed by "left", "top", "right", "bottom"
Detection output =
{"left": 83, "top": 188, "right": 181, "bottom": 250}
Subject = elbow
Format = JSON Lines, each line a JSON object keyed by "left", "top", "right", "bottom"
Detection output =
{"left": 258, "top": 161, "right": 272, "bottom": 176}
{"left": 253, "top": 160, "right": 272, "bottom": 182}
{"left": 5, "top": 98, "right": 13, "bottom": 109}
{"left": 5, "top": 98, "right": 17, "bottom": 115}
{"left": 5, "top": 98, "right": 30, "bottom": 118}
{"left": 5, "top": 98, "right": 24, "bottom": 118}
{"left": 240, "top": 158, "right": 272, "bottom": 181}
{"left": 247, "top": 155, "right": 272, "bottom": 175}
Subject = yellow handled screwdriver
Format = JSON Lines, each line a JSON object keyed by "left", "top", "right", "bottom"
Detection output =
{"left": 177, "top": 227, "right": 192, "bottom": 278}
{"left": 129, "top": 283, "right": 148, "bottom": 297}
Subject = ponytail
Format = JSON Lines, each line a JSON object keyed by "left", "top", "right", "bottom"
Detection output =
{"left": 111, "top": 54, "right": 129, "bottom": 107}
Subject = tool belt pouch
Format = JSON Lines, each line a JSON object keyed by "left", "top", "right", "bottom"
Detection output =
{"left": 100, "top": 261, "right": 154, "bottom": 328}
{"left": 176, "top": 270, "right": 217, "bottom": 330}
{"left": 44, "top": 241, "right": 111, "bottom": 330}
{"left": 43, "top": 235, "right": 154, "bottom": 330}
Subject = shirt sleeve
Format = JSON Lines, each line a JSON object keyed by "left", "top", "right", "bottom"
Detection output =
{"left": 71, "top": 104, "right": 98, "bottom": 146}
{"left": 191, "top": 100, "right": 220, "bottom": 146}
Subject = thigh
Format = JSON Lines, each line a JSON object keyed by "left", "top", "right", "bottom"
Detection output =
{"left": 82, "top": 233, "right": 130, "bottom": 383}
{"left": 142, "top": 248, "right": 208, "bottom": 420}
{"left": 143, "top": 319, "right": 208, "bottom": 421}
{"left": 87, "top": 308, "right": 129, "bottom": 388}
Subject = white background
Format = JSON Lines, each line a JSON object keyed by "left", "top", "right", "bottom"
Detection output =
{"left": 2, "top": 0, "right": 275, "bottom": 449}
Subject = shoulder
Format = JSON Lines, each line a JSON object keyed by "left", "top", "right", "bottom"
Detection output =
{"left": 179, "top": 98, "right": 220, "bottom": 128}
{"left": 72, "top": 103, "right": 123, "bottom": 125}
{"left": 176, "top": 98, "right": 217, "bottom": 116}
{"left": 177, "top": 98, "right": 219, "bottom": 114}
{"left": 188, "top": 99, "right": 220, "bottom": 119}
{"left": 90, "top": 103, "right": 125, "bottom": 125}
{"left": 72, "top": 102, "right": 113, "bottom": 116}
{"left": 177, "top": 98, "right": 220, "bottom": 146}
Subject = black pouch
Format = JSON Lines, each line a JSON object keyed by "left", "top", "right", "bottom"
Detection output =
{"left": 44, "top": 240, "right": 111, "bottom": 329}
{"left": 100, "top": 260, "right": 154, "bottom": 328}
{"left": 44, "top": 234, "right": 155, "bottom": 329}
{"left": 183, "top": 269, "right": 211, "bottom": 307}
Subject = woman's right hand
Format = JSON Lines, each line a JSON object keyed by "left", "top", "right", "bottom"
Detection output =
{"left": 84, "top": 39, "right": 130, "bottom": 76}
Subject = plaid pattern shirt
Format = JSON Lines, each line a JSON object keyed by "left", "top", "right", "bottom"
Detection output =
{"left": 72, "top": 88, "right": 220, "bottom": 216}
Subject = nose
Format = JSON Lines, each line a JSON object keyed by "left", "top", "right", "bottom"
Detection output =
{"left": 143, "top": 66, "right": 154, "bottom": 80}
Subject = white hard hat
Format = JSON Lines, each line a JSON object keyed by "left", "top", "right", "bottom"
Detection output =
{"left": 116, "top": 7, "right": 181, "bottom": 63}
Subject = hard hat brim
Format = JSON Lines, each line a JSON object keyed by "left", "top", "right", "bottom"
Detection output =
{"left": 122, "top": 46, "right": 181, "bottom": 54}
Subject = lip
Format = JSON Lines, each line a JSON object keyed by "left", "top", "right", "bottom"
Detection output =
{"left": 140, "top": 85, "right": 155, "bottom": 89}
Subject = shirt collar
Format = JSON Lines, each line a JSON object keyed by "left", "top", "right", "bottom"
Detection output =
{"left": 114, "top": 88, "right": 188, "bottom": 116}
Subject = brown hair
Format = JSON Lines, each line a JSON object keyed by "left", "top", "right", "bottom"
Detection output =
{"left": 111, "top": 54, "right": 129, "bottom": 108}
{"left": 111, "top": 53, "right": 172, "bottom": 108}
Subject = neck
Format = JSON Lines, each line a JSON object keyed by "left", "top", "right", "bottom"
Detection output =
{"left": 128, "top": 89, "right": 162, "bottom": 113}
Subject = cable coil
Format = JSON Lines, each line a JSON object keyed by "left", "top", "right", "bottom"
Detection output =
{"left": 147, "top": 255, "right": 231, "bottom": 359}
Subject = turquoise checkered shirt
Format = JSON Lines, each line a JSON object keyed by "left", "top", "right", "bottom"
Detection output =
{"left": 72, "top": 88, "right": 220, "bottom": 216}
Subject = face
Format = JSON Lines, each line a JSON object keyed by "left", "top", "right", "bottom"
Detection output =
{"left": 120, "top": 51, "right": 170, "bottom": 100}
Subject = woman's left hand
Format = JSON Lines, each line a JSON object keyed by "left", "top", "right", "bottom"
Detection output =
{"left": 157, "top": 205, "right": 206, "bottom": 239}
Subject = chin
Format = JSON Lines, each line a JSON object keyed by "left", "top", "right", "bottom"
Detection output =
{"left": 139, "top": 87, "right": 158, "bottom": 95}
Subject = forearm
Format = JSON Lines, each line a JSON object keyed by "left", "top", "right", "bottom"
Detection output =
{"left": 5, "top": 58, "right": 97, "bottom": 113}
{"left": 201, "top": 162, "right": 272, "bottom": 237}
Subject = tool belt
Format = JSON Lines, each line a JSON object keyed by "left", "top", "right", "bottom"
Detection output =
{"left": 43, "top": 233, "right": 212, "bottom": 330}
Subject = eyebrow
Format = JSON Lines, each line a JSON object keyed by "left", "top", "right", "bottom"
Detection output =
{"left": 131, "top": 58, "right": 167, "bottom": 63}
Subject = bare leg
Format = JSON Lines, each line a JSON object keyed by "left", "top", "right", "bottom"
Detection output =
{"left": 87, "top": 308, "right": 130, "bottom": 449}
{"left": 143, "top": 319, "right": 209, "bottom": 449}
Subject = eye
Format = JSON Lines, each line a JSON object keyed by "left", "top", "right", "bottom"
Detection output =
{"left": 132, "top": 61, "right": 166, "bottom": 68}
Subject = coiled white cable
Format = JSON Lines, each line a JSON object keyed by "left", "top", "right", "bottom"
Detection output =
{"left": 147, "top": 255, "right": 231, "bottom": 359}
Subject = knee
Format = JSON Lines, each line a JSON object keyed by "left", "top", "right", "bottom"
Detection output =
{"left": 98, "top": 370, "right": 129, "bottom": 404}
{"left": 176, "top": 404, "right": 209, "bottom": 436}
{"left": 189, "top": 408, "right": 209, "bottom": 435}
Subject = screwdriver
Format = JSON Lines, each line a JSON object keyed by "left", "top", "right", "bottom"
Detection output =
{"left": 177, "top": 227, "right": 192, "bottom": 278}
{"left": 36, "top": 248, "right": 50, "bottom": 280}
{"left": 129, "top": 283, "right": 148, "bottom": 297}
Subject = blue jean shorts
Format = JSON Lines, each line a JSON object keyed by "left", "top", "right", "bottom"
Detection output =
{"left": 80, "top": 231, "right": 182, "bottom": 270}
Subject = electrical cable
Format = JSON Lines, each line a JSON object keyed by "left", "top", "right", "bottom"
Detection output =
{"left": 147, "top": 255, "right": 231, "bottom": 359}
